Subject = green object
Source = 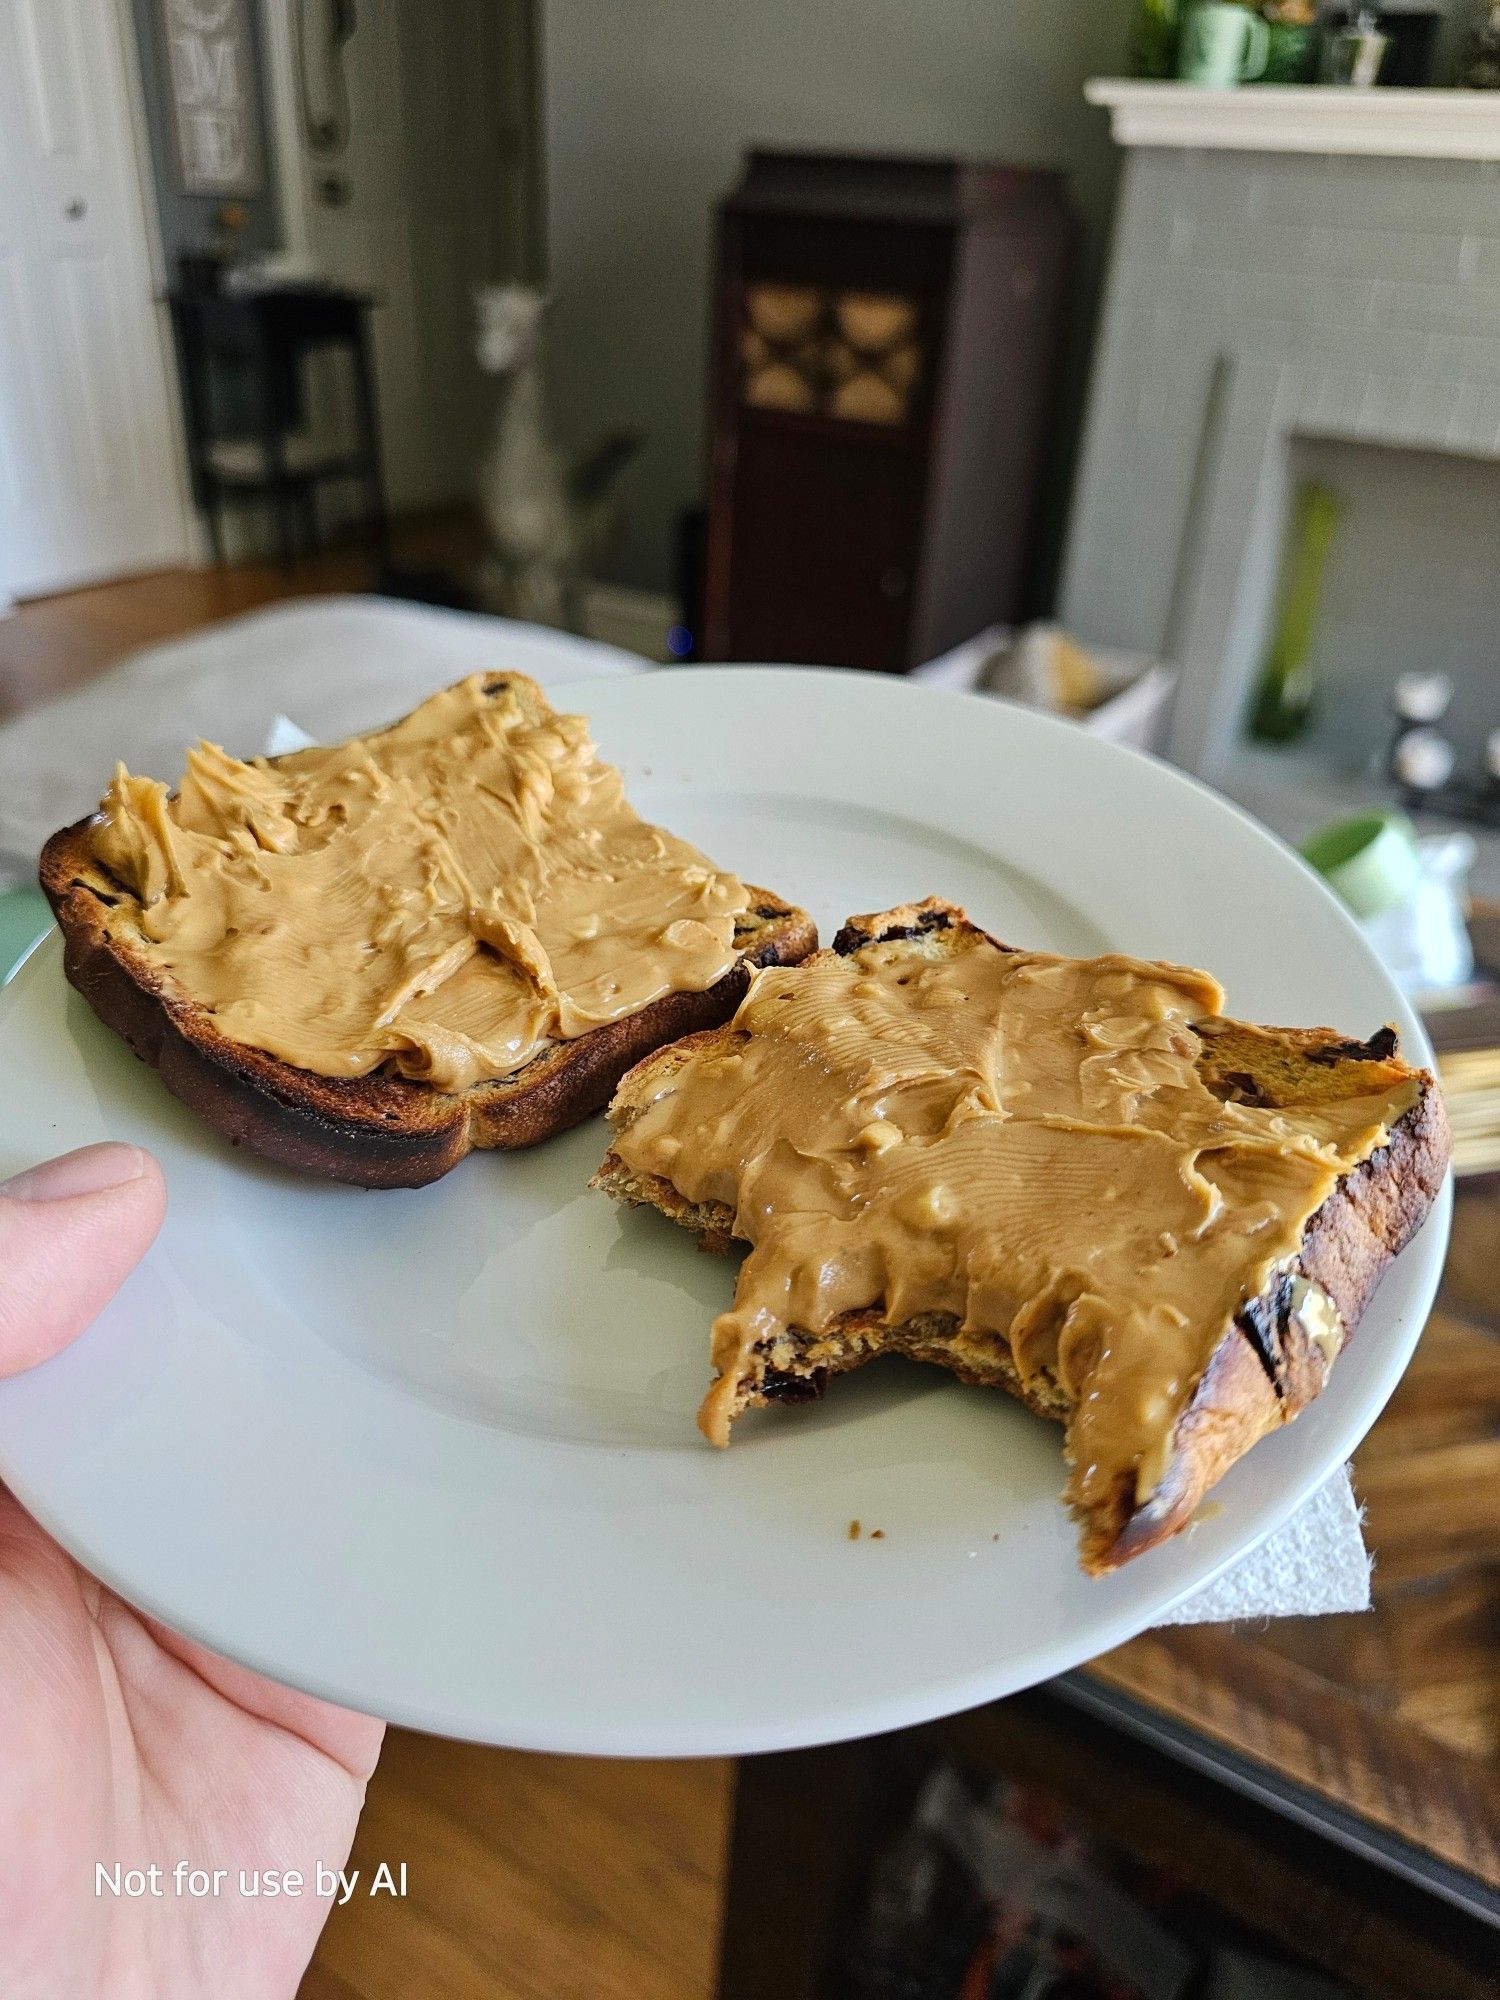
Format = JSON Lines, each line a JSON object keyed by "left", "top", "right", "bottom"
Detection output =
{"left": 1177, "top": 1, "right": 1270, "bottom": 82}
{"left": 1260, "top": 19, "right": 1322, "bottom": 81}
{"left": 1249, "top": 480, "right": 1344, "bottom": 744}
{"left": 1129, "top": 0, "right": 1185, "bottom": 77}
{"left": 1463, "top": 2, "right": 1500, "bottom": 88}
{"left": 0, "top": 888, "right": 51, "bottom": 985}
{"left": 1301, "top": 813, "right": 1422, "bottom": 921}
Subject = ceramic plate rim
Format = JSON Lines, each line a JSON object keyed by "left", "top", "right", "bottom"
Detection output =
{"left": 0, "top": 668, "right": 1450, "bottom": 1756}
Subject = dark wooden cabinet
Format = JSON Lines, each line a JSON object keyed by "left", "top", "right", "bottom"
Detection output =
{"left": 702, "top": 149, "right": 1073, "bottom": 673}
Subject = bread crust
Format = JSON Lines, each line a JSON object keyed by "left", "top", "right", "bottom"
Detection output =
{"left": 1099, "top": 1071, "right": 1449, "bottom": 1569}
{"left": 40, "top": 816, "right": 817, "bottom": 1190}
{"left": 593, "top": 899, "right": 1452, "bottom": 1573}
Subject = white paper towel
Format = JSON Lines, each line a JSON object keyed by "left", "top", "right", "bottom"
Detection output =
{"left": 1162, "top": 1465, "right": 1370, "bottom": 1625}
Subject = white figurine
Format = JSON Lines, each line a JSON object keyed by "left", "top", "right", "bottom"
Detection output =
{"left": 474, "top": 285, "right": 641, "bottom": 632}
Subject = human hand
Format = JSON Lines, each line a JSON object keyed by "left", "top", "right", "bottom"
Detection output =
{"left": 0, "top": 1145, "right": 385, "bottom": 1999}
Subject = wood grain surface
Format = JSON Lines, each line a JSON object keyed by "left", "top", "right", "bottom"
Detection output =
{"left": 1088, "top": 1177, "right": 1500, "bottom": 1894}
{"left": 942, "top": 1697, "right": 1498, "bottom": 2000}
{"left": 299, "top": 1735, "right": 732, "bottom": 2000}
{"left": 0, "top": 507, "right": 483, "bottom": 721}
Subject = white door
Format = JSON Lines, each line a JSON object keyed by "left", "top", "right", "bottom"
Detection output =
{"left": 0, "top": 0, "right": 188, "bottom": 600}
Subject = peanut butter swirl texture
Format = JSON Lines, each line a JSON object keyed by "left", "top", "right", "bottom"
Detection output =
{"left": 608, "top": 925, "right": 1418, "bottom": 1517}
{"left": 87, "top": 676, "right": 750, "bottom": 1092}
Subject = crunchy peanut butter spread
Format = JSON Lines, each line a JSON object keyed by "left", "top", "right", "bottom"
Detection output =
{"left": 610, "top": 926, "right": 1418, "bottom": 1513}
{"left": 87, "top": 675, "right": 750, "bottom": 1092}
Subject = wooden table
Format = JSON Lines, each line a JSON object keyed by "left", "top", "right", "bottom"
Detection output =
{"left": 718, "top": 1181, "right": 1498, "bottom": 1999}
{"left": 1067, "top": 1171, "right": 1500, "bottom": 1916}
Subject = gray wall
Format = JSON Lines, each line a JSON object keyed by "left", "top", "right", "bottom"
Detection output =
{"left": 542, "top": 0, "right": 1125, "bottom": 597}
{"left": 1058, "top": 145, "right": 1500, "bottom": 777}
{"left": 129, "top": 0, "right": 281, "bottom": 269}
{"left": 1286, "top": 435, "right": 1500, "bottom": 772}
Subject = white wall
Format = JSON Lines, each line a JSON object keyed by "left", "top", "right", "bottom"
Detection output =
{"left": 260, "top": 0, "right": 536, "bottom": 514}
{"left": 543, "top": 0, "right": 1125, "bottom": 595}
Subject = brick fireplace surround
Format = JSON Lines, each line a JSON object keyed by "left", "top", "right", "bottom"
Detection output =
{"left": 1060, "top": 86, "right": 1500, "bottom": 805}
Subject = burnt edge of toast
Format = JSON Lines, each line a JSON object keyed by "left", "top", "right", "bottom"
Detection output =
{"left": 832, "top": 901, "right": 959, "bottom": 955}
{"left": 39, "top": 789, "right": 817, "bottom": 1189}
{"left": 597, "top": 897, "right": 1452, "bottom": 1572}
{"left": 1100, "top": 1072, "right": 1448, "bottom": 1569}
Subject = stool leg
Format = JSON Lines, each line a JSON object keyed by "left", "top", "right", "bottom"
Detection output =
{"left": 251, "top": 322, "right": 296, "bottom": 571}
{"left": 298, "top": 484, "right": 317, "bottom": 554}
{"left": 349, "top": 325, "right": 390, "bottom": 575}
{"left": 205, "top": 491, "right": 225, "bottom": 566}
{"left": 270, "top": 481, "right": 298, "bottom": 572}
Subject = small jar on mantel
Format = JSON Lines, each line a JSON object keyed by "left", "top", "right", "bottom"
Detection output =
{"left": 1259, "top": 0, "right": 1322, "bottom": 83}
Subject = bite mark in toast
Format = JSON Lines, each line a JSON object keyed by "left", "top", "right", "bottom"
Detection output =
{"left": 592, "top": 900, "right": 1450, "bottom": 1572}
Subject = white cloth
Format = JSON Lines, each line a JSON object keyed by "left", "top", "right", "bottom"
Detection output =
{"left": 0, "top": 595, "right": 1371, "bottom": 1623}
{"left": 1167, "top": 1466, "right": 1370, "bottom": 1624}
{"left": 0, "top": 596, "right": 643, "bottom": 888}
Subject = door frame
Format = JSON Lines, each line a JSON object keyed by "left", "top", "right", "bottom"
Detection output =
{"left": 3, "top": 0, "right": 198, "bottom": 603}
{"left": 109, "top": 0, "right": 198, "bottom": 576}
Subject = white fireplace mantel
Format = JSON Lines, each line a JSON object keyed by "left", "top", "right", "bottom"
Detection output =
{"left": 1085, "top": 80, "right": 1500, "bottom": 161}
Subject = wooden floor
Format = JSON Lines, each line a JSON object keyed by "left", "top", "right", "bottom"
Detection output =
{"left": 301, "top": 1739, "right": 732, "bottom": 2000}
{"left": 0, "top": 508, "right": 484, "bottom": 721}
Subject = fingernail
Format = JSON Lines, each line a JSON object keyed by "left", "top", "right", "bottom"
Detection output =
{"left": 1, "top": 1144, "right": 147, "bottom": 1204}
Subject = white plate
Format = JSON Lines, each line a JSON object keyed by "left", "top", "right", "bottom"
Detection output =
{"left": 0, "top": 669, "right": 1449, "bottom": 1756}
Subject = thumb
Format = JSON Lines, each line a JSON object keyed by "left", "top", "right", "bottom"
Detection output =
{"left": 0, "top": 1145, "right": 166, "bottom": 1376}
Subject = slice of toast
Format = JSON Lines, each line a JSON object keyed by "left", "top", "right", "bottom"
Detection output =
{"left": 592, "top": 900, "right": 1450, "bottom": 1572}
{"left": 39, "top": 673, "right": 816, "bottom": 1188}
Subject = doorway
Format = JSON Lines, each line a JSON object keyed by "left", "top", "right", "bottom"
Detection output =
{"left": 0, "top": 0, "right": 188, "bottom": 602}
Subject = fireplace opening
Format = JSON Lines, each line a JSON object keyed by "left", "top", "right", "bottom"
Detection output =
{"left": 1244, "top": 433, "right": 1500, "bottom": 779}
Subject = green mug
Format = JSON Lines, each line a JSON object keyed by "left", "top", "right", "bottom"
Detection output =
{"left": 1177, "top": 1, "right": 1271, "bottom": 82}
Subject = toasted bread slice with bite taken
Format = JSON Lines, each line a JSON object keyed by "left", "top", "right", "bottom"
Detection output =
{"left": 592, "top": 900, "right": 1450, "bottom": 1573}
{"left": 40, "top": 673, "right": 816, "bottom": 1188}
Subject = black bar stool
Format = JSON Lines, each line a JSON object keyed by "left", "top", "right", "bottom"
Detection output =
{"left": 167, "top": 282, "right": 389, "bottom": 572}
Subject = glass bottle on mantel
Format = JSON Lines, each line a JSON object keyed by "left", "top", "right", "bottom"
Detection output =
{"left": 1249, "top": 480, "right": 1344, "bottom": 744}
{"left": 1128, "top": 0, "right": 1185, "bottom": 77}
